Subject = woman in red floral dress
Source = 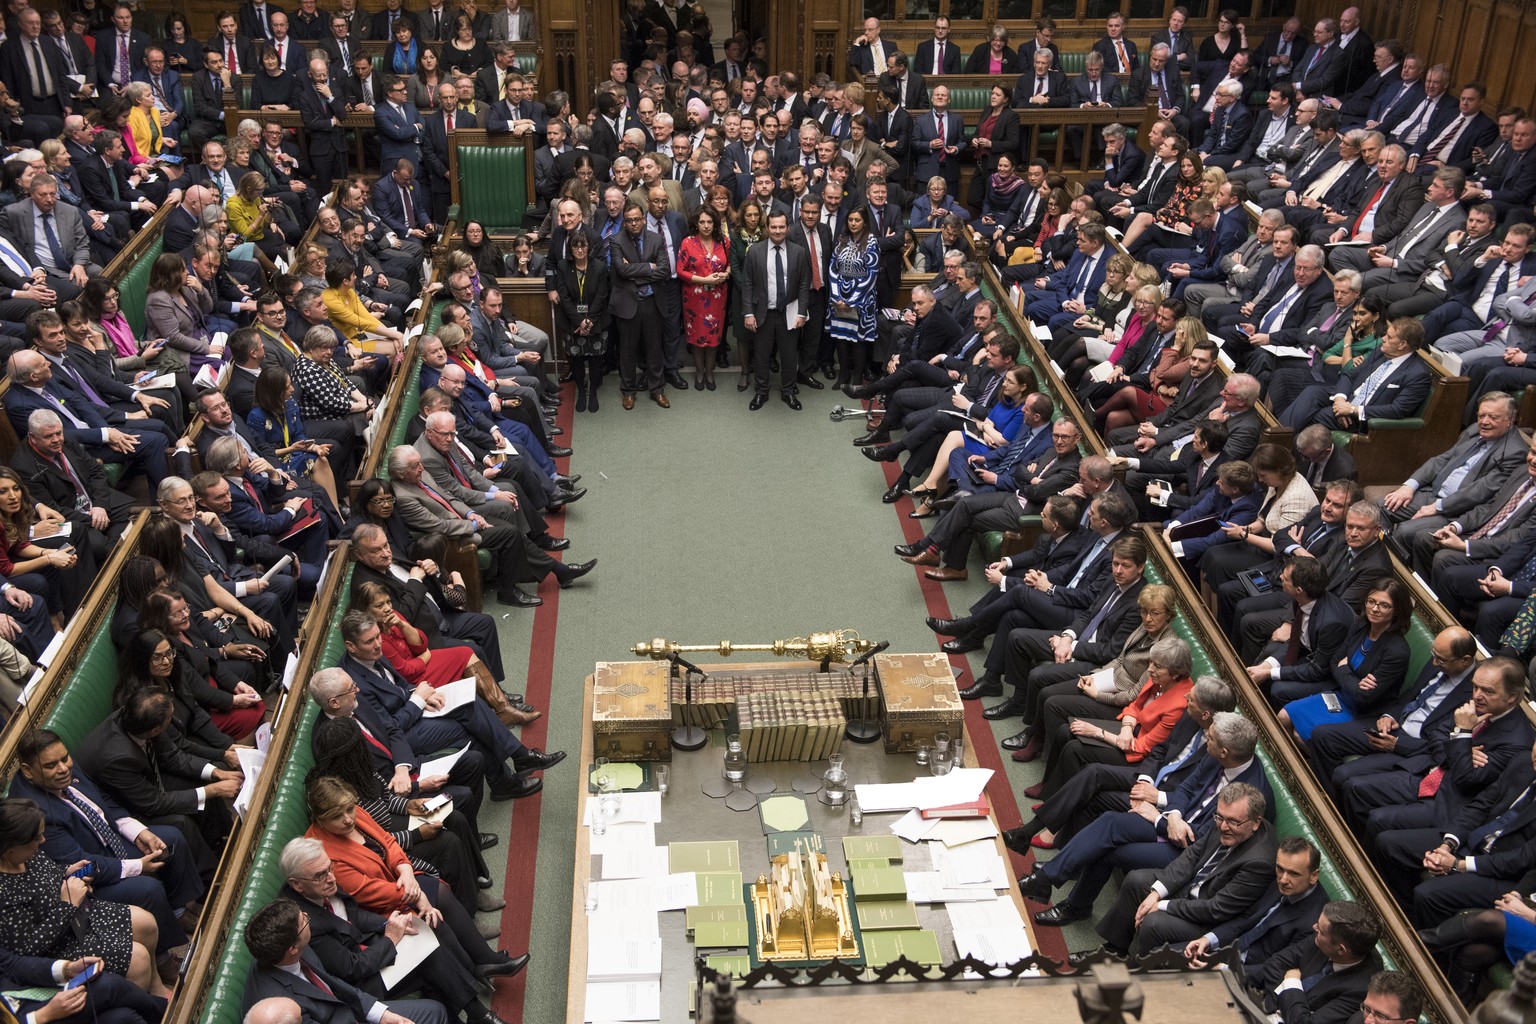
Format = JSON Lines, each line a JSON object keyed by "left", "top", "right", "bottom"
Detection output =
{"left": 675, "top": 206, "right": 731, "bottom": 390}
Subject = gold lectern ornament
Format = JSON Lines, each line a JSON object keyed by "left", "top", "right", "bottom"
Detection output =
{"left": 749, "top": 838, "right": 858, "bottom": 962}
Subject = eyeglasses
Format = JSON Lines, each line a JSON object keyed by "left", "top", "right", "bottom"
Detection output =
{"left": 1364, "top": 599, "right": 1394, "bottom": 611}
{"left": 151, "top": 650, "right": 175, "bottom": 663}
{"left": 1213, "top": 811, "right": 1255, "bottom": 828}
{"left": 299, "top": 866, "right": 334, "bottom": 881}
{"left": 1358, "top": 1004, "right": 1410, "bottom": 1023}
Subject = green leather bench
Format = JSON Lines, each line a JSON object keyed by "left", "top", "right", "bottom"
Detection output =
{"left": 946, "top": 87, "right": 990, "bottom": 110}
{"left": 199, "top": 568, "right": 354, "bottom": 1024}
{"left": 455, "top": 144, "right": 529, "bottom": 232}
{"left": 39, "top": 621, "right": 121, "bottom": 749}
{"left": 117, "top": 236, "right": 164, "bottom": 338}
{"left": 1059, "top": 51, "right": 1087, "bottom": 75}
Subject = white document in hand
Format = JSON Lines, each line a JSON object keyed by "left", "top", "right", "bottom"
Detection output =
{"left": 379, "top": 925, "right": 441, "bottom": 990}
{"left": 422, "top": 678, "right": 476, "bottom": 717}
{"left": 418, "top": 743, "right": 472, "bottom": 779}
{"left": 1090, "top": 667, "right": 1117, "bottom": 694}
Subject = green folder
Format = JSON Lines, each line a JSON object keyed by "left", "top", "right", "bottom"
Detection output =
{"left": 692, "top": 919, "right": 750, "bottom": 948}
{"left": 705, "top": 954, "right": 751, "bottom": 979}
{"left": 855, "top": 900, "right": 920, "bottom": 931}
{"left": 696, "top": 871, "right": 745, "bottom": 906}
{"left": 766, "top": 830, "right": 824, "bottom": 858}
{"left": 862, "top": 929, "right": 943, "bottom": 966}
{"left": 846, "top": 857, "right": 891, "bottom": 871}
{"left": 669, "top": 840, "right": 741, "bottom": 873}
{"left": 686, "top": 904, "right": 748, "bottom": 929}
{"left": 849, "top": 865, "right": 907, "bottom": 900}
{"left": 842, "top": 835, "right": 904, "bottom": 862}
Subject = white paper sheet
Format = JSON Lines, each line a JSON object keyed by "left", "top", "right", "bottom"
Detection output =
{"left": 602, "top": 845, "right": 668, "bottom": 880}
{"left": 586, "top": 935, "right": 662, "bottom": 982}
{"left": 583, "top": 791, "right": 662, "bottom": 826}
{"left": 379, "top": 925, "right": 441, "bottom": 990}
{"left": 890, "top": 808, "right": 938, "bottom": 844}
{"left": 417, "top": 743, "right": 471, "bottom": 779}
{"left": 260, "top": 555, "right": 293, "bottom": 584}
{"left": 588, "top": 821, "right": 656, "bottom": 858}
{"left": 1090, "top": 667, "right": 1117, "bottom": 694}
{"left": 584, "top": 979, "right": 661, "bottom": 1022}
{"left": 927, "top": 817, "right": 999, "bottom": 847}
{"left": 232, "top": 747, "right": 266, "bottom": 819}
{"left": 587, "top": 901, "right": 661, "bottom": 938}
{"left": 407, "top": 797, "right": 452, "bottom": 829}
{"left": 904, "top": 870, "right": 999, "bottom": 903}
{"left": 653, "top": 872, "right": 698, "bottom": 912}
{"left": 421, "top": 677, "right": 476, "bottom": 717}
{"left": 952, "top": 925, "right": 1033, "bottom": 968}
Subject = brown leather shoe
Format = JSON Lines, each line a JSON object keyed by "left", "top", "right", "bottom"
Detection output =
{"left": 622, "top": 394, "right": 636, "bottom": 410}
{"left": 924, "top": 566, "right": 969, "bottom": 581}
{"left": 498, "top": 706, "right": 543, "bottom": 727}
{"left": 900, "top": 548, "right": 941, "bottom": 566}
{"left": 653, "top": 392, "right": 671, "bottom": 408}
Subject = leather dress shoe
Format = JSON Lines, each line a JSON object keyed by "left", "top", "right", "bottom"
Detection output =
{"left": 468, "top": 1008, "right": 514, "bottom": 1024}
{"left": 1023, "top": 782, "right": 1044, "bottom": 798}
{"left": 552, "top": 473, "right": 582, "bottom": 486}
{"left": 931, "top": 491, "right": 969, "bottom": 512}
{"left": 782, "top": 393, "right": 803, "bottom": 410}
{"left": 1000, "top": 827, "right": 1033, "bottom": 855}
{"left": 477, "top": 891, "right": 507, "bottom": 913}
{"left": 555, "top": 559, "right": 597, "bottom": 587}
{"left": 881, "top": 483, "right": 904, "bottom": 503}
{"left": 999, "top": 729, "right": 1039, "bottom": 753}
{"left": 558, "top": 486, "right": 587, "bottom": 505}
{"left": 821, "top": 362, "right": 837, "bottom": 380}
{"left": 941, "top": 636, "right": 983, "bottom": 654}
{"left": 476, "top": 952, "right": 531, "bottom": 979}
{"left": 901, "top": 547, "right": 940, "bottom": 567}
{"left": 479, "top": 832, "right": 500, "bottom": 850}
{"left": 499, "top": 588, "right": 542, "bottom": 608}
{"left": 957, "top": 677, "right": 1003, "bottom": 700}
{"left": 1036, "top": 905, "right": 1093, "bottom": 927}
{"left": 844, "top": 382, "right": 876, "bottom": 399}
{"left": 622, "top": 394, "right": 636, "bottom": 410}
{"left": 652, "top": 392, "right": 671, "bottom": 408}
{"left": 983, "top": 701, "right": 1027, "bottom": 721}
{"left": 489, "top": 775, "right": 543, "bottom": 801}
{"left": 514, "top": 748, "right": 567, "bottom": 771}
{"left": 1017, "top": 869, "right": 1054, "bottom": 902}
{"left": 926, "top": 616, "right": 972, "bottom": 635}
{"left": 924, "top": 566, "right": 967, "bottom": 581}
{"left": 665, "top": 371, "right": 689, "bottom": 390}
{"left": 853, "top": 430, "right": 890, "bottom": 446}
{"left": 547, "top": 446, "right": 574, "bottom": 458}
{"left": 749, "top": 393, "right": 768, "bottom": 410}
{"left": 536, "top": 535, "right": 571, "bottom": 551}
{"left": 798, "top": 374, "right": 825, "bottom": 390}
{"left": 893, "top": 541, "right": 925, "bottom": 557}
{"left": 1066, "top": 947, "right": 1124, "bottom": 969}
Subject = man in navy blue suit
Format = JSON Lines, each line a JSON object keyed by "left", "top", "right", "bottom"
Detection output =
{"left": 910, "top": 85, "right": 964, "bottom": 199}
{"left": 1149, "top": 185, "right": 1250, "bottom": 293}
{"left": 371, "top": 160, "right": 436, "bottom": 243}
{"left": 1279, "top": 317, "right": 1432, "bottom": 430}
{"left": 1183, "top": 836, "right": 1328, "bottom": 970}
{"left": 1004, "top": 222, "right": 1112, "bottom": 328}
{"left": 339, "top": 611, "right": 565, "bottom": 798}
{"left": 4, "top": 347, "right": 169, "bottom": 487}
{"left": 374, "top": 76, "right": 424, "bottom": 175}
{"left": 13, "top": 729, "right": 205, "bottom": 960}
{"left": 0, "top": 941, "right": 165, "bottom": 1024}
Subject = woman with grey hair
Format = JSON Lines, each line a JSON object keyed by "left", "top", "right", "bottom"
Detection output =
{"left": 1031, "top": 634, "right": 1196, "bottom": 799}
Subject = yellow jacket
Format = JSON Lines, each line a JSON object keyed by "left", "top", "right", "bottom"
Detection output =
{"left": 322, "top": 286, "right": 382, "bottom": 339}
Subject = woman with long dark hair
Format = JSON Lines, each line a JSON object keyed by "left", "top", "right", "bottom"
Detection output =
{"left": 138, "top": 589, "right": 266, "bottom": 742}
{"left": 553, "top": 231, "right": 610, "bottom": 412}
{"left": 248, "top": 365, "right": 340, "bottom": 510}
{"left": 0, "top": 468, "right": 85, "bottom": 622}
{"left": 967, "top": 85, "right": 1021, "bottom": 210}
{"left": 115, "top": 627, "right": 239, "bottom": 770}
{"left": 829, "top": 206, "right": 880, "bottom": 392}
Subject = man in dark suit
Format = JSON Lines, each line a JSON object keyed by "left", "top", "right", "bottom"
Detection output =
{"left": 371, "top": 160, "right": 434, "bottom": 243}
{"left": 368, "top": 0, "right": 420, "bottom": 44}
{"left": 1011, "top": 222, "right": 1113, "bottom": 328}
{"left": 788, "top": 198, "right": 831, "bottom": 395}
{"left": 1151, "top": 8, "right": 1192, "bottom": 74}
{"left": 317, "top": 12, "right": 358, "bottom": 68}
{"left": 14, "top": 728, "right": 205, "bottom": 954}
{"left": 743, "top": 210, "right": 811, "bottom": 410}
{"left": 75, "top": 688, "right": 242, "bottom": 879}
{"left": 1156, "top": 189, "right": 1250, "bottom": 296}
{"left": 1294, "top": 423, "right": 1357, "bottom": 488}
{"left": 205, "top": 11, "right": 256, "bottom": 75}
{"left": 239, "top": 0, "right": 284, "bottom": 44}
{"left": 344, "top": 50, "right": 384, "bottom": 109}
{"left": 297, "top": 56, "right": 349, "bottom": 187}
{"left": 78, "top": 132, "right": 156, "bottom": 228}
{"left": 1098, "top": 127, "right": 1146, "bottom": 193}
{"left": 1240, "top": 555, "right": 1357, "bottom": 704}
{"left": 875, "top": 53, "right": 927, "bottom": 111}
{"left": 1090, "top": 13, "right": 1138, "bottom": 72}
{"left": 608, "top": 202, "right": 669, "bottom": 409}
{"left": 374, "top": 77, "right": 424, "bottom": 176}
{"left": 1100, "top": 131, "right": 1181, "bottom": 228}
{"left": 1225, "top": 87, "right": 1297, "bottom": 172}
{"left": 1020, "top": 721, "right": 1272, "bottom": 929}
{"left": 1340, "top": 43, "right": 1408, "bottom": 128}
{"left": 1330, "top": 169, "right": 1465, "bottom": 285}
{"left": 1183, "top": 836, "right": 1329, "bottom": 969}
{"left": 280, "top": 838, "right": 518, "bottom": 1024}
{"left": 1307, "top": 626, "right": 1478, "bottom": 802}
{"left": 1253, "top": 18, "right": 1304, "bottom": 89}
{"left": 1199, "top": 81, "right": 1254, "bottom": 166}
{"left": 910, "top": 85, "right": 964, "bottom": 199}
{"left": 423, "top": 82, "right": 475, "bottom": 223}
{"left": 187, "top": 49, "right": 230, "bottom": 150}
{"left": 913, "top": 16, "right": 959, "bottom": 76}
{"left": 91, "top": 6, "right": 149, "bottom": 95}
{"left": 1279, "top": 316, "right": 1432, "bottom": 431}
{"left": 1464, "top": 115, "right": 1536, "bottom": 222}
{"left": 846, "top": 17, "right": 898, "bottom": 77}
{"left": 1120, "top": 46, "right": 1187, "bottom": 133}
{"left": 1374, "top": 729, "right": 1536, "bottom": 921}
{"left": 1094, "top": 782, "right": 1279, "bottom": 959}
{"left": 1189, "top": 53, "right": 1257, "bottom": 148}
{"left": 1292, "top": 18, "right": 1347, "bottom": 98}
{"left": 11, "top": 407, "right": 135, "bottom": 564}
{"left": 1415, "top": 84, "right": 1499, "bottom": 173}
{"left": 1387, "top": 65, "right": 1455, "bottom": 154}
{"left": 242, "top": 899, "right": 449, "bottom": 1024}
{"left": 1248, "top": 901, "right": 1384, "bottom": 1021}
{"left": 1012, "top": 47, "right": 1069, "bottom": 112}
{"left": 1344, "top": 656, "right": 1535, "bottom": 839}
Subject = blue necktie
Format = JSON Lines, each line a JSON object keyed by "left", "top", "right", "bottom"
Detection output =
{"left": 1067, "top": 536, "right": 1107, "bottom": 588}
{"left": 41, "top": 213, "right": 69, "bottom": 272}
{"left": 1154, "top": 731, "right": 1205, "bottom": 788}
{"left": 64, "top": 787, "right": 138, "bottom": 859}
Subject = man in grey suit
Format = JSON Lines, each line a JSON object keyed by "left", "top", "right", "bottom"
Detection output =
{"left": 742, "top": 210, "right": 811, "bottom": 411}
{"left": 1407, "top": 436, "right": 1536, "bottom": 578}
{"left": 487, "top": 0, "right": 534, "bottom": 42}
{"left": 1328, "top": 167, "right": 1466, "bottom": 286}
{"left": 1182, "top": 209, "right": 1284, "bottom": 318}
{"left": 2, "top": 175, "right": 97, "bottom": 301}
{"left": 1381, "top": 393, "right": 1527, "bottom": 549}
{"left": 609, "top": 202, "right": 670, "bottom": 409}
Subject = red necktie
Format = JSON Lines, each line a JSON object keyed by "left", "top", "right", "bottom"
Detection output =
{"left": 300, "top": 962, "right": 335, "bottom": 997}
{"left": 243, "top": 479, "right": 263, "bottom": 507}
{"left": 1349, "top": 183, "right": 1387, "bottom": 237}
{"left": 1419, "top": 720, "right": 1489, "bottom": 797}
{"left": 806, "top": 230, "right": 822, "bottom": 290}
{"left": 227, "top": 40, "right": 237, "bottom": 72}
{"left": 420, "top": 481, "right": 464, "bottom": 518}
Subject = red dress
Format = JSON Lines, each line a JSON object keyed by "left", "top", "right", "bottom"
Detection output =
{"left": 676, "top": 235, "right": 728, "bottom": 348}
{"left": 379, "top": 622, "right": 474, "bottom": 687}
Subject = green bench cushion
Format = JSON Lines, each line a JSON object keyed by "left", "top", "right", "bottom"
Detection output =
{"left": 45, "top": 622, "right": 121, "bottom": 748}
{"left": 1059, "top": 51, "right": 1087, "bottom": 75}
{"left": 455, "top": 145, "right": 529, "bottom": 232}
{"left": 946, "top": 87, "right": 990, "bottom": 109}
{"left": 117, "top": 235, "right": 164, "bottom": 337}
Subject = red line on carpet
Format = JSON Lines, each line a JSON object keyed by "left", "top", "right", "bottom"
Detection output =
{"left": 493, "top": 384, "right": 574, "bottom": 1023}
{"left": 878, "top": 451, "right": 1069, "bottom": 964}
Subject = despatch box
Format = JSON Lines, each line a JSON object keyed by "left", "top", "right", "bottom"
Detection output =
{"left": 875, "top": 652, "right": 963, "bottom": 754}
{"left": 591, "top": 660, "right": 673, "bottom": 762}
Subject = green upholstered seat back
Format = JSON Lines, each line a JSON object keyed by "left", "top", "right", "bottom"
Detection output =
{"left": 514, "top": 53, "right": 535, "bottom": 75}
{"left": 1059, "top": 51, "right": 1087, "bottom": 74}
{"left": 946, "top": 87, "right": 990, "bottom": 110}
{"left": 117, "top": 236, "right": 165, "bottom": 337}
{"left": 385, "top": 356, "right": 424, "bottom": 456}
{"left": 455, "top": 145, "right": 529, "bottom": 232}
{"left": 45, "top": 621, "right": 121, "bottom": 748}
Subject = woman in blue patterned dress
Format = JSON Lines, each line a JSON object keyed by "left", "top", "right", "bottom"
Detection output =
{"left": 829, "top": 207, "right": 880, "bottom": 393}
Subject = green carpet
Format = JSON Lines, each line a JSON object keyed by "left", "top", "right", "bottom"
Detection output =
{"left": 471, "top": 377, "right": 1109, "bottom": 1021}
